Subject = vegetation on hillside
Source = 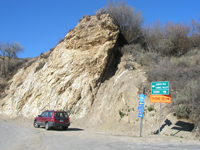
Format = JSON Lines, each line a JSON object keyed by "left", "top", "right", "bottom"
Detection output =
{"left": 96, "top": 0, "right": 143, "bottom": 43}
{"left": 0, "top": 42, "right": 24, "bottom": 77}
{"left": 102, "top": 0, "right": 200, "bottom": 133}
{"left": 0, "top": 42, "right": 26, "bottom": 95}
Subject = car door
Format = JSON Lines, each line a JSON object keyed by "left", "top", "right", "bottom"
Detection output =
{"left": 41, "top": 112, "right": 48, "bottom": 126}
{"left": 38, "top": 112, "right": 47, "bottom": 126}
{"left": 37, "top": 112, "right": 44, "bottom": 125}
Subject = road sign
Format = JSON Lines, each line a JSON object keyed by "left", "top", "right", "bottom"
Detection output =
{"left": 138, "top": 101, "right": 145, "bottom": 106}
{"left": 138, "top": 113, "right": 143, "bottom": 118}
{"left": 139, "top": 94, "right": 145, "bottom": 101}
{"left": 151, "top": 81, "right": 169, "bottom": 95}
{"left": 150, "top": 95, "right": 171, "bottom": 103}
{"left": 138, "top": 92, "right": 145, "bottom": 136}
{"left": 138, "top": 106, "right": 144, "bottom": 113}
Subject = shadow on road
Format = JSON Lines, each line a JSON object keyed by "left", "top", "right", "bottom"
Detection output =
{"left": 40, "top": 127, "right": 84, "bottom": 132}
{"left": 67, "top": 128, "right": 84, "bottom": 131}
{"left": 53, "top": 127, "right": 84, "bottom": 132}
{"left": 171, "top": 121, "right": 194, "bottom": 136}
{"left": 155, "top": 119, "right": 172, "bottom": 134}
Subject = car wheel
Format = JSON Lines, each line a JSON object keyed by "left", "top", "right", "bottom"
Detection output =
{"left": 62, "top": 126, "right": 68, "bottom": 130}
{"left": 34, "top": 120, "right": 40, "bottom": 128}
{"left": 45, "top": 122, "right": 50, "bottom": 130}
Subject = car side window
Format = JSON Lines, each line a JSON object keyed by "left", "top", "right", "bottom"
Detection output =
{"left": 49, "top": 112, "right": 53, "bottom": 117}
{"left": 54, "top": 112, "right": 59, "bottom": 118}
{"left": 41, "top": 112, "right": 46, "bottom": 117}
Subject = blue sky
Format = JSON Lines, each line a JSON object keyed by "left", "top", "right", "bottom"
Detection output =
{"left": 0, "top": 0, "right": 199, "bottom": 58}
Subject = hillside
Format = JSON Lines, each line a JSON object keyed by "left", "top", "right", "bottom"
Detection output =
{"left": 0, "top": 14, "right": 199, "bottom": 139}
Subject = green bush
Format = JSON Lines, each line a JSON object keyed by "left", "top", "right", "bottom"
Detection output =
{"left": 119, "top": 110, "right": 126, "bottom": 118}
{"left": 148, "top": 105, "right": 154, "bottom": 112}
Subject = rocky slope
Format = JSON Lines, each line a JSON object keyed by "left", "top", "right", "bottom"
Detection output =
{"left": 0, "top": 14, "right": 196, "bottom": 138}
{"left": 0, "top": 14, "right": 122, "bottom": 118}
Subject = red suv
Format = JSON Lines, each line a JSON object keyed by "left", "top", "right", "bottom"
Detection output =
{"left": 33, "top": 110, "right": 70, "bottom": 130}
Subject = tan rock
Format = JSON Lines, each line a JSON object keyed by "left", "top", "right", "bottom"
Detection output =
{"left": 0, "top": 14, "right": 120, "bottom": 119}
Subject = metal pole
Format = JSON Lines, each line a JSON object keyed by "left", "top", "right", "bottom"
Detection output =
{"left": 139, "top": 87, "right": 145, "bottom": 137}
{"left": 159, "top": 103, "right": 161, "bottom": 135}
{"left": 139, "top": 118, "right": 142, "bottom": 137}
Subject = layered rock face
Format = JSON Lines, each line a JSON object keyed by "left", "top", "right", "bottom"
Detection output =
{"left": 0, "top": 14, "right": 120, "bottom": 118}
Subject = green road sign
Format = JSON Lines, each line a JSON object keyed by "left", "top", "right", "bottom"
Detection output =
{"left": 151, "top": 81, "right": 169, "bottom": 95}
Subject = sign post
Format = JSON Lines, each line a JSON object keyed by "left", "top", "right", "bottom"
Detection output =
{"left": 138, "top": 88, "right": 145, "bottom": 137}
{"left": 151, "top": 81, "right": 170, "bottom": 135}
{"left": 159, "top": 103, "right": 161, "bottom": 134}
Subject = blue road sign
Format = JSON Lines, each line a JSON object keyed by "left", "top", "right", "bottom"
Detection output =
{"left": 138, "top": 113, "right": 143, "bottom": 118}
{"left": 138, "top": 101, "right": 145, "bottom": 106}
{"left": 138, "top": 106, "right": 144, "bottom": 113}
{"left": 139, "top": 94, "right": 145, "bottom": 101}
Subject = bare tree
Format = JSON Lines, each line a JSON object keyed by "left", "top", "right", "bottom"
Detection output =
{"left": 4, "top": 42, "right": 24, "bottom": 71}
{"left": 0, "top": 42, "right": 24, "bottom": 78}
{"left": 190, "top": 17, "right": 200, "bottom": 48}
{"left": 0, "top": 42, "right": 7, "bottom": 77}
{"left": 97, "top": 0, "right": 143, "bottom": 43}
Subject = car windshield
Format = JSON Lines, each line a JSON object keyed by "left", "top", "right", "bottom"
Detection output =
{"left": 54, "top": 112, "right": 68, "bottom": 119}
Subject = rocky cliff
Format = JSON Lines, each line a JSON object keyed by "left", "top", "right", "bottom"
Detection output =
{"left": 0, "top": 14, "right": 123, "bottom": 119}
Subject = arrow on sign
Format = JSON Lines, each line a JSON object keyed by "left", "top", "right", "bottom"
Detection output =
{"left": 138, "top": 113, "right": 143, "bottom": 118}
{"left": 139, "top": 101, "right": 145, "bottom": 106}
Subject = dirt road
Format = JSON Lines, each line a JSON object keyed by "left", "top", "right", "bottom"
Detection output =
{"left": 0, "top": 119, "right": 200, "bottom": 150}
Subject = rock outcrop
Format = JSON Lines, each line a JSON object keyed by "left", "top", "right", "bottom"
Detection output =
{"left": 0, "top": 14, "right": 122, "bottom": 119}
{"left": 0, "top": 14, "right": 196, "bottom": 138}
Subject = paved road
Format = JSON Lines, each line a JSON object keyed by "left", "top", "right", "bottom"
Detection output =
{"left": 0, "top": 120, "right": 200, "bottom": 150}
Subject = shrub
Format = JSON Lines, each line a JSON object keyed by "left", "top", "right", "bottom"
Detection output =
{"left": 185, "top": 48, "right": 200, "bottom": 56}
{"left": 147, "top": 54, "right": 200, "bottom": 132}
{"left": 121, "top": 44, "right": 144, "bottom": 55}
{"left": 100, "top": 21, "right": 106, "bottom": 28}
{"left": 121, "top": 44, "right": 161, "bottom": 67}
{"left": 119, "top": 110, "right": 126, "bottom": 118}
{"left": 83, "top": 15, "right": 91, "bottom": 21}
{"left": 98, "top": 0, "right": 143, "bottom": 43}
{"left": 50, "top": 47, "right": 55, "bottom": 52}
{"left": 0, "top": 82, "right": 7, "bottom": 91}
{"left": 96, "top": 14, "right": 101, "bottom": 20}
{"left": 148, "top": 105, "right": 154, "bottom": 112}
{"left": 8, "top": 61, "right": 25, "bottom": 72}
{"left": 79, "top": 15, "right": 91, "bottom": 22}
{"left": 135, "top": 52, "right": 160, "bottom": 66}
{"left": 124, "top": 62, "right": 135, "bottom": 70}
{"left": 173, "top": 80, "right": 200, "bottom": 126}
{"left": 190, "top": 17, "right": 200, "bottom": 48}
{"left": 144, "top": 21, "right": 191, "bottom": 56}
